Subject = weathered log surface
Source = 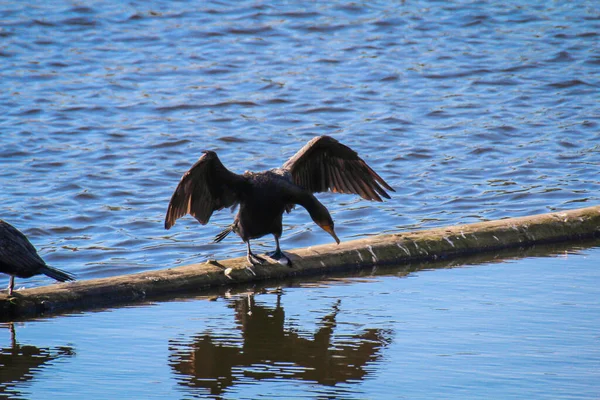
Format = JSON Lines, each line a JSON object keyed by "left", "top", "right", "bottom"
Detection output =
{"left": 1, "top": 205, "right": 599, "bottom": 320}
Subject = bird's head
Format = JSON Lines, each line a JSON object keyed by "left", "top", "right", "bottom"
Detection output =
{"left": 317, "top": 218, "right": 340, "bottom": 245}
{"left": 304, "top": 194, "right": 341, "bottom": 245}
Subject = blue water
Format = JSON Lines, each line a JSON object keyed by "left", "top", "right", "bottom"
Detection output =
{"left": 2, "top": 244, "right": 600, "bottom": 399}
{"left": 1, "top": 0, "right": 599, "bottom": 285}
{"left": 1, "top": 1, "right": 599, "bottom": 398}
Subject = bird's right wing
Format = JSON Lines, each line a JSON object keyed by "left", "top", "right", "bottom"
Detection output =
{"left": 164, "top": 151, "right": 247, "bottom": 229}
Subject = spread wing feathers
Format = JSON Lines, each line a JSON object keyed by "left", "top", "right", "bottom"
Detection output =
{"left": 282, "top": 136, "right": 395, "bottom": 202}
{"left": 164, "top": 151, "right": 246, "bottom": 229}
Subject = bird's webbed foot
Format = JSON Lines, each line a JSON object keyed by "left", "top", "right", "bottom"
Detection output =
{"left": 247, "top": 252, "right": 266, "bottom": 266}
{"left": 245, "top": 241, "right": 266, "bottom": 267}
{"left": 266, "top": 248, "right": 293, "bottom": 267}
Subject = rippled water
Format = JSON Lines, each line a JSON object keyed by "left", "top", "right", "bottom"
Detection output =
{"left": 1, "top": 2, "right": 600, "bottom": 396}
{"left": 1, "top": 243, "right": 600, "bottom": 399}
{"left": 1, "top": 1, "right": 599, "bottom": 286}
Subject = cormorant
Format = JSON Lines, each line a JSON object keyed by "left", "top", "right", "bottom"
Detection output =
{"left": 1, "top": 220, "right": 75, "bottom": 295}
{"left": 164, "top": 135, "right": 394, "bottom": 266}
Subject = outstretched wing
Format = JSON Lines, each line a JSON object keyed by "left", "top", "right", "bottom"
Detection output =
{"left": 282, "top": 136, "right": 394, "bottom": 202}
{"left": 164, "top": 151, "right": 247, "bottom": 229}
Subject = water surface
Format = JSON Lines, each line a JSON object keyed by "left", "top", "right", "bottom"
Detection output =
{"left": 1, "top": 243, "right": 599, "bottom": 399}
{"left": 1, "top": 0, "right": 598, "bottom": 287}
{"left": 1, "top": 3, "right": 599, "bottom": 397}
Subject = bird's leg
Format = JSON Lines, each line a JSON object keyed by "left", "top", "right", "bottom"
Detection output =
{"left": 266, "top": 235, "right": 293, "bottom": 267}
{"left": 265, "top": 235, "right": 284, "bottom": 258}
{"left": 8, "top": 276, "right": 14, "bottom": 296}
{"left": 246, "top": 241, "right": 266, "bottom": 266}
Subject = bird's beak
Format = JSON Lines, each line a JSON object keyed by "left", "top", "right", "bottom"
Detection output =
{"left": 322, "top": 225, "right": 340, "bottom": 245}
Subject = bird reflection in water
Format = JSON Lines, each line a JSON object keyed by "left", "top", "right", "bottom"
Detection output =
{"left": 169, "top": 292, "right": 392, "bottom": 396}
{"left": 0, "top": 323, "right": 75, "bottom": 398}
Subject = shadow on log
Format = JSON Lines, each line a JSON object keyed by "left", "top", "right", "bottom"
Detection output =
{"left": 1, "top": 206, "right": 599, "bottom": 321}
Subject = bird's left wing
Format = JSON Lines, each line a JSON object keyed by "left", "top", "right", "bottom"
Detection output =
{"left": 282, "top": 136, "right": 394, "bottom": 202}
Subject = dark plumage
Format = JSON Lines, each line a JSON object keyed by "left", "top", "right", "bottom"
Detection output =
{"left": 1, "top": 220, "right": 75, "bottom": 295}
{"left": 164, "top": 135, "right": 394, "bottom": 266}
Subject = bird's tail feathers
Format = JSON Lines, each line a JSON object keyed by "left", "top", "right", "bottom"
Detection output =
{"left": 214, "top": 225, "right": 233, "bottom": 243}
{"left": 40, "top": 266, "right": 76, "bottom": 282}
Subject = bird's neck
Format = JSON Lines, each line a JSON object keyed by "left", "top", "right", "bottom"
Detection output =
{"left": 295, "top": 193, "right": 331, "bottom": 225}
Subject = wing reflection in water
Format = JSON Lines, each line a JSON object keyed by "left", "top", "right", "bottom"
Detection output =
{"left": 169, "top": 292, "right": 392, "bottom": 396}
{"left": 0, "top": 323, "right": 75, "bottom": 399}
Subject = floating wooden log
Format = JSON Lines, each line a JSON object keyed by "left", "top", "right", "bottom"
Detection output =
{"left": 1, "top": 205, "right": 599, "bottom": 321}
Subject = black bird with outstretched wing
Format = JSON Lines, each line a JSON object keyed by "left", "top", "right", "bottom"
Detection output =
{"left": 165, "top": 136, "right": 394, "bottom": 267}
